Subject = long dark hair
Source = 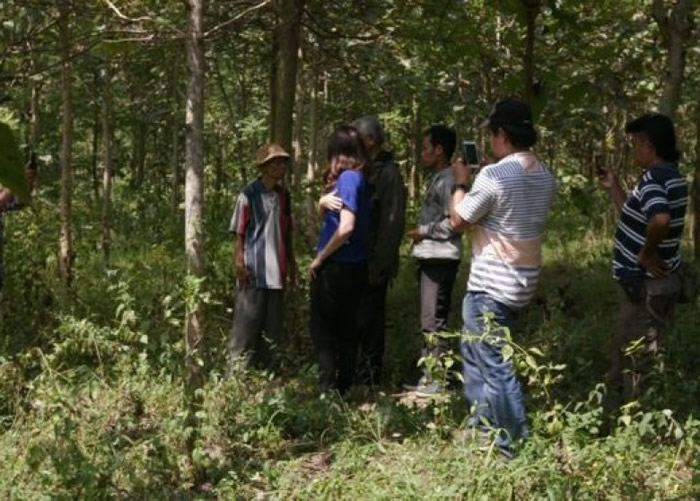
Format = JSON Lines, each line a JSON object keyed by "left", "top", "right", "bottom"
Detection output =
{"left": 323, "top": 125, "right": 369, "bottom": 191}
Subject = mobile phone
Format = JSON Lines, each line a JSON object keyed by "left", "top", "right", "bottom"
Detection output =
{"left": 462, "top": 141, "right": 480, "bottom": 169}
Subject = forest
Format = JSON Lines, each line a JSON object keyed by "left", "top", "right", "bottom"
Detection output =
{"left": 0, "top": 0, "right": 699, "bottom": 498}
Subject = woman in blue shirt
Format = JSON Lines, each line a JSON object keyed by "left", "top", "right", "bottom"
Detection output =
{"left": 309, "top": 125, "right": 371, "bottom": 393}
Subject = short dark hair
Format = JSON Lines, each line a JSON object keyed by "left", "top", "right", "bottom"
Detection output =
{"left": 488, "top": 123, "right": 537, "bottom": 149}
{"left": 424, "top": 125, "right": 457, "bottom": 160}
{"left": 485, "top": 98, "right": 537, "bottom": 149}
{"left": 625, "top": 113, "right": 680, "bottom": 163}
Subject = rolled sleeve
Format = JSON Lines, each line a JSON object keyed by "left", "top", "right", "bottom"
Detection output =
{"left": 455, "top": 175, "right": 496, "bottom": 224}
{"left": 337, "top": 171, "right": 361, "bottom": 213}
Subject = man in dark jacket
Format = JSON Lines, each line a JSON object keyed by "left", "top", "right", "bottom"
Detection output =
{"left": 353, "top": 116, "right": 407, "bottom": 384}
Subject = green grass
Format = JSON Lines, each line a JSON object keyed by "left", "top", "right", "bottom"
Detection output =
{"left": 0, "top": 194, "right": 699, "bottom": 499}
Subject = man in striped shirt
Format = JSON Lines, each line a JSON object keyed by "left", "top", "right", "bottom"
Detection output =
{"left": 228, "top": 144, "right": 297, "bottom": 371}
{"left": 600, "top": 113, "right": 687, "bottom": 411}
{"left": 449, "top": 99, "right": 557, "bottom": 457}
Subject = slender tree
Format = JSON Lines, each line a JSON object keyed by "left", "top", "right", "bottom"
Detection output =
{"left": 184, "top": 0, "right": 206, "bottom": 459}
{"left": 102, "top": 61, "right": 114, "bottom": 262}
{"left": 521, "top": 0, "right": 540, "bottom": 105}
{"left": 692, "top": 102, "right": 700, "bottom": 259}
{"left": 653, "top": 0, "right": 694, "bottom": 118}
{"left": 270, "top": 0, "right": 304, "bottom": 151}
{"left": 58, "top": 2, "right": 74, "bottom": 288}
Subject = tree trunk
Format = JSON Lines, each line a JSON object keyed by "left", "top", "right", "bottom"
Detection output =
{"left": 132, "top": 120, "right": 148, "bottom": 189}
{"left": 102, "top": 62, "right": 114, "bottom": 263}
{"left": 409, "top": 96, "right": 420, "bottom": 204}
{"left": 214, "top": 126, "right": 224, "bottom": 215}
{"left": 270, "top": 0, "right": 304, "bottom": 151}
{"left": 58, "top": 4, "right": 74, "bottom": 288}
{"left": 303, "top": 66, "right": 320, "bottom": 248}
{"left": 184, "top": 0, "right": 206, "bottom": 456}
{"left": 521, "top": 0, "right": 540, "bottom": 105}
{"left": 692, "top": 103, "right": 700, "bottom": 260}
{"left": 653, "top": 0, "right": 693, "bottom": 118}
{"left": 292, "top": 42, "right": 305, "bottom": 193}
{"left": 91, "top": 87, "right": 100, "bottom": 200}
{"left": 28, "top": 44, "right": 41, "bottom": 154}
{"left": 308, "top": 66, "right": 319, "bottom": 179}
{"left": 171, "top": 65, "right": 181, "bottom": 215}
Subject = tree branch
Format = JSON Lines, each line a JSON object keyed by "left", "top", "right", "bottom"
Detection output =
{"left": 103, "top": 0, "right": 154, "bottom": 23}
{"left": 203, "top": 0, "right": 272, "bottom": 39}
{"left": 652, "top": 0, "right": 670, "bottom": 44}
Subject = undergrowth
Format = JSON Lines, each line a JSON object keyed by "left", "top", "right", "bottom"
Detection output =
{"left": 0, "top": 190, "right": 698, "bottom": 499}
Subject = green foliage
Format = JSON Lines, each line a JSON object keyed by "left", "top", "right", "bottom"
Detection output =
{"left": 0, "top": 122, "right": 29, "bottom": 202}
{"left": 0, "top": 0, "right": 699, "bottom": 497}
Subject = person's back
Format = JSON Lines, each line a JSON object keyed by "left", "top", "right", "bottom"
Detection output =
{"left": 317, "top": 169, "right": 371, "bottom": 264}
{"left": 450, "top": 98, "right": 557, "bottom": 458}
{"left": 466, "top": 152, "right": 556, "bottom": 308}
{"left": 365, "top": 150, "right": 406, "bottom": 278}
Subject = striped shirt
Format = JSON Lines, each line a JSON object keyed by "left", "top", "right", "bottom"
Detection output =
{"left": 612, "top": 162, "right": 688, "bottom": 280}
{"left": 455, "top": 152, "right": 557, "bottom": 309}
{"left": 229, "top": 179, "right": 292, "bottom": 289}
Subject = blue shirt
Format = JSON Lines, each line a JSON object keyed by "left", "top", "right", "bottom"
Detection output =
{"left": 612, "top": 162, "right": 688, "bottom": 280}
{"left": 317, "top": 170, "right": 370, "bottom": 264}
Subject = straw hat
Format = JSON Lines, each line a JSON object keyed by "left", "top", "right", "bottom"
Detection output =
{"left": 256, "top": 143, "right": 290, "bottom": 166}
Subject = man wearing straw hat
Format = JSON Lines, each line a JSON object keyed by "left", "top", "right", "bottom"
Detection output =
{"left": 228, "top": 143, "right": 297, "bottom": 371}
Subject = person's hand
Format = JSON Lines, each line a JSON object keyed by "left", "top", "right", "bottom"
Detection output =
{"left": 235, "top": 258, "right": 251, "bottom": 288}
{"left": 452, "top": 157, "right": 472, "bottom": 186}
{"left": 598, "top": 168, "right": 616, "bottom": 191}
{"left": 406, "top": 227, "right": 424, "bottom": 242}
{"left": 309, "top": 256, "right": 323, "bottom": 281}
{"left": 319, "top": 190, "right": 343, "bottom": 212}
{"left": 638, "top": 249, "right": 668, "bottom": 278}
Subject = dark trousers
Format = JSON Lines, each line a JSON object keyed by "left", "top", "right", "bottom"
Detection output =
{"left": 310, "top": 260, "right": 367, "bottom": 393}
{"left": 418, "top": 259, "right": 459, "bottom": 378}
{"left": 357, "top": 279, "right": 389, "bottom": 385}
{"left": 228, "top": 288, "right": 284, "bottom": 371}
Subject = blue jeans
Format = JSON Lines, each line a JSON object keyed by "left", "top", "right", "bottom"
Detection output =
{"left": 461, "top": 291, "right": 528, "bottom": 451}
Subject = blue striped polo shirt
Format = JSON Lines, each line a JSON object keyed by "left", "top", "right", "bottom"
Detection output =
{"left": 612, "top": 162, "right": 688, "bottom": 280}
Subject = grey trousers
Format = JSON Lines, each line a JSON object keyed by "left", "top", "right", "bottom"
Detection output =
{"left": 418, "top": 259, "right": 459, "bottom": 378}
{"left": 229, "top": 287, "right": 284, "bottom": 370}
{"left": 605, "top": 274, "right": 680, "bottom": 411}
